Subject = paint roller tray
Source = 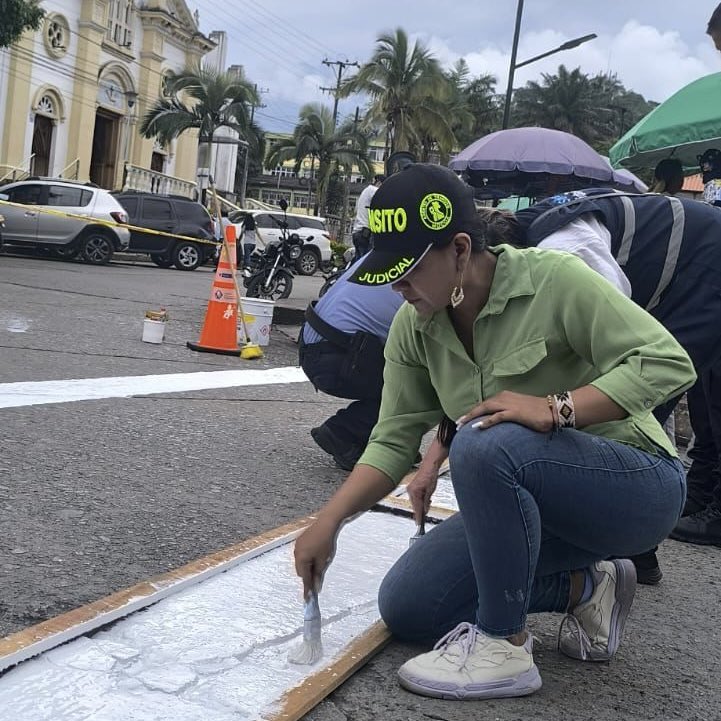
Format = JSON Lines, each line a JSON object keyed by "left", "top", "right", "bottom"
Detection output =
{"left": 0, "top": 512, "right": 414, "bottom": 721}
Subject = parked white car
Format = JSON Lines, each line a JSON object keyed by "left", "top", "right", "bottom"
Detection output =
{"left": 0, "top": 178, "right": 130, "bottom": 264}
{"left": 228, "top": 209, "right": 331, "bottom": 275}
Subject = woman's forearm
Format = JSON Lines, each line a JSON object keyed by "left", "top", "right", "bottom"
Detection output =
{"left": 570, "top": 384, "right": 628, "bottom": 428}
{"left": 316, "top": 464, "right": 396, "bottom": 524}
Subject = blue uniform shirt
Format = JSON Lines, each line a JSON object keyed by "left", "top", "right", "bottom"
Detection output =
{"left": 303, "top": 257, "right": 404, "bottom": 344}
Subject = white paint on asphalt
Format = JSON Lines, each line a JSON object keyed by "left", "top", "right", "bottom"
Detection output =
{"left": 1, "top": 313, "right": 31, "bottom": 333}
{"left": 0, "top": 512, "right": 413, "bottom": 721}
{"left": 0, "top": 367, "right": 309, "bottom": 409}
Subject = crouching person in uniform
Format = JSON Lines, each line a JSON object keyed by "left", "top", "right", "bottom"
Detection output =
{"left": 299, "top": 258, "right": 403, "bottom": 470}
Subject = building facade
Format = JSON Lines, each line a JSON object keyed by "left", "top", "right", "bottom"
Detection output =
{"left": 0, "top": 0, "right": 214, "bottom": 196}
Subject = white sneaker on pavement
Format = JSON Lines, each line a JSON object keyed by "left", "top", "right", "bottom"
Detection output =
{"left": 558, "top": 559, "right": 637, "bottom": 662}
{"left": 397, "top": 622, "right": 542, "bottom": 700}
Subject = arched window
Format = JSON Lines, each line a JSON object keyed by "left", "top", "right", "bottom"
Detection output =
{"left": 107, "top": 0, "right": 134, "bottom": 48}
{"left": 36, "top": 94, "right": 57, "bottom": 118}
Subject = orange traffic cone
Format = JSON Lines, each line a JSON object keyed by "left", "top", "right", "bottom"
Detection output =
{"left": 187, "top": 226, "right": 241, "bottom": 356}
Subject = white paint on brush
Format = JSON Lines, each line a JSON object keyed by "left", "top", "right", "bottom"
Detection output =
{"left": 0, "top": 366, "right": 308, "bottom": 409}
{"left": 0, "top": 512, "right": 414, "bottom": 720}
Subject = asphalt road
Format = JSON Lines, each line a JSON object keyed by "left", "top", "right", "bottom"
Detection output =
{"left": 1, "top": 251, "right": 719, "bottom": 721}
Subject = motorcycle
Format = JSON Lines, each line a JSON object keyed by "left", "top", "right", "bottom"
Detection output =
{"left": 243, "top": 200, "right": 311, "bottom": 300}
{"left": 318, "top": 246, "right": 356, "bottom": 298}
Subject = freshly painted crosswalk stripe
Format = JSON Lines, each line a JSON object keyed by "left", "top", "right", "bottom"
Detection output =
{"left": 0, "top": 367, "right": 309, "bottom": 409}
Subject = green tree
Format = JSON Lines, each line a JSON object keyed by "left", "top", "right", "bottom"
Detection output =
{"left": 139, "top": 65, "right": 259, "bottom": 182}
{"left": 446, "top": 59, "right": 501, "bottom": 150}
{"left": 266, "top": 103, "right": 372, "bottom": 214}
{"left": 1, "top": 0, "right": 44, "bottom": 48}
{"left": 340, "top": 28, "right": 454, "bottom": 158}
{"left": 512, "top": 65, "right": 608, "bottom": 144}
{"left": 511, "top": 65, "right": 656, "bottom": 154}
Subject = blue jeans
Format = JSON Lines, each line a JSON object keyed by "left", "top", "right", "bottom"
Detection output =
{"left": 379, "top": 423, "right": 686, "bottom": 643}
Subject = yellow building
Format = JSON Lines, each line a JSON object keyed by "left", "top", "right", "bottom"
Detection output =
{"left": 0, "top": 0, "right": 214, "bottom": 196}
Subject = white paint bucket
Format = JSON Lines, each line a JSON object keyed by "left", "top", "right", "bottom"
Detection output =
{"left": 142, "top": 318, "right": 166, "bottom": 344}
{"left": 241, "top": 297, "right": 275, "bottom": 347}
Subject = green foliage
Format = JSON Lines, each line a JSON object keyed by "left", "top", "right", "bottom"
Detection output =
{"left": 266, "top": 103, "right": 372, "bottom": 215}
{"left": 329, "top": 239, "right": 349, "bottom": 267}
{"left": 511, "top": 65, "right": 656, "bottom": 154}
{"left": 340, "top": 28, "right": 456, "bottom": 158}
{"left": 446, "top": 62, "right": 501, "bottom": 151}
{"left": 139, "top": 65, "right": 260, "bottom": 168}
{"left": 0, "top": 0, "right": 44, "bottom": 48}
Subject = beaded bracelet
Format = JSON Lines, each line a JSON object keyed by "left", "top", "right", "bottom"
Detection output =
{"left": 554, "top": 391, "right": 576, "bottom": 429}
{"left": 546, "top": 394, "right": 558, "bottom": 431}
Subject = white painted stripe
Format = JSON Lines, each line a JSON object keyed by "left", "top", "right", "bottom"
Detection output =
{"left": 0, "top": 366, "right": 309, "bottom": 409}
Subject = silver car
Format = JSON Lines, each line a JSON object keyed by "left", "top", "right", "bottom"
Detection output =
{"left": 0, "top": 178, "right": 130, "bottom": 264}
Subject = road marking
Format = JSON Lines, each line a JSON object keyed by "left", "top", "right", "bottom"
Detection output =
{"left": 0, "top": 366, "right": 308, "bottom": 409}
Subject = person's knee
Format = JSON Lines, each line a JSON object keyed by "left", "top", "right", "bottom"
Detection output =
{"left": 449, "top": 423, "right": 530, "bottom": 490}
{"left": 378, "top": 564, "right": 434, "bottom": 643}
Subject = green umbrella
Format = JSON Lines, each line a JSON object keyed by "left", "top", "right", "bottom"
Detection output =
{"left": 609, "top": 72, "right": 721, "bottom": 171}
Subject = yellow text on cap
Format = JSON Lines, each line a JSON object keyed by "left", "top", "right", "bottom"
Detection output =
{"left": 368, "top": 207, "right": 408, "bottom": 234}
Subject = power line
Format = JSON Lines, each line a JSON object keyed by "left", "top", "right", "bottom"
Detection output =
{"left": 191, "top": 3, "right": 322, "bottom": 81}
{"left": 235, "top": 0, "right": 343, "bottom": 60}
{"left": 254, "top": 110, "right": 297, "bottom": 129}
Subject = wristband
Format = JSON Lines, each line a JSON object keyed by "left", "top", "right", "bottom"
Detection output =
{"left": 554, "top": 391, "right": 576, "bottom": 428}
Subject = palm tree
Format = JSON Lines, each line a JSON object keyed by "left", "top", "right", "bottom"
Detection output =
{"left": 442, "top": 59, "right": 499, "bottom": 155}
{"left": 266, "top": 103, "right": 372, "bottom": 214}
{"left": 339, "top": 28, "right": 453, "bottom": 158}
{"left": 511, "top": 65, "right": 608, "bottom": 145}
{"left": 139, "top": 65, "right": 259, "bottom": 182}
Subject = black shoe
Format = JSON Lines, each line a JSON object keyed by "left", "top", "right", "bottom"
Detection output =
{"left": 670, "top": 505, "right": 721, "bottom": 546}
{"left": 682, "top": 495, "right": 710, "bottom": 517}
{"left": 629, "top": 550, "right": 663, "bottom": 585}
{"left": 310, "top": 426, "right": 362, "bottom": 471}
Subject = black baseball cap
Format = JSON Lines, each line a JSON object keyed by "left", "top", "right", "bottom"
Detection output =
{"left": 349, "top": 163, "right": 477, "bottom": 286}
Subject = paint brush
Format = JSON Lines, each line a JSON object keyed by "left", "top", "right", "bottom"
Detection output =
{"left": 287, "top": 591, "right": 323, "bottom": 665}
{"left": 409, "top": 516, "right": 426, "bottom": 547}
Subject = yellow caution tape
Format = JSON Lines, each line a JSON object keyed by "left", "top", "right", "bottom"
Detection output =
{"left": 0, "top": 198, "right": 222, "bottom": 247}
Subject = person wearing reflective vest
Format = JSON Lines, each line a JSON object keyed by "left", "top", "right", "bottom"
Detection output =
{"left": 515, "top": 188, "right": 721, "bottom": 574}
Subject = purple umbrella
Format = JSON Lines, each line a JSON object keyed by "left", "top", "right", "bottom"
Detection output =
{"left": 450, "top": 127, "right": 615, "bottom": 179}
{"left": 449, "top": 128, "right": 626, "bottom": 197}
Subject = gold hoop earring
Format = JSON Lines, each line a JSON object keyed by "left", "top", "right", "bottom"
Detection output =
{"left": 450, "top": 285, "right": 465, "bottom": 308}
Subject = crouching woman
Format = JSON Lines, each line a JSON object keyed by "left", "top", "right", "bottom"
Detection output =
{"left": 294, "top": 164, "right": 696, "bottom": 701}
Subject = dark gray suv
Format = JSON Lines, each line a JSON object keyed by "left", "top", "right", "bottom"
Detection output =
{"left": 114, "top": 192, "right": 217, "bottom": 271}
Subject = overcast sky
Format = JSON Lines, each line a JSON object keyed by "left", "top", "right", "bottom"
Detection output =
{"left": 188, "top": 1, "right": 721, "bottom": 133}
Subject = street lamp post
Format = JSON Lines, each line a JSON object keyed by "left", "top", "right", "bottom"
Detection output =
{"left": 501, "top": 0, "right": 597, "bottom": 129}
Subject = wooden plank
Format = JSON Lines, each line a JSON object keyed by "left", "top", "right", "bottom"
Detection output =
{"left": 0, "top": 515, "right": 315, "bottom": 672}
{"left": 267, "top": 621, "right": 392, "bottom": 721}
{"left": 375, "top": 495, "right": 455, "bottom": 522}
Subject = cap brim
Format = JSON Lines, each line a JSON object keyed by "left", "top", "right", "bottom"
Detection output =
{"left": 348, "top": 245, "right": 433, "bottom": 286}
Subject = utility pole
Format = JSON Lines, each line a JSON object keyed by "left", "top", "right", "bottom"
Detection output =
{"left": 320, "top": 58, "right": 359, "bottom": 128}
{"left": 250, "top": 84, "right": 269, "bottom": 124}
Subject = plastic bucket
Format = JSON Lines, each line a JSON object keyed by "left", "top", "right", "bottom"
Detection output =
{"left": 142, "top": 318, "right": 166, "bottom": 344}
{"left": 240, "top": 297, "right": 275, "bottom": 347}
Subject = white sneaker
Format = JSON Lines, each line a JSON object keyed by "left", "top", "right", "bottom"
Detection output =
{"left": 397, "top": 622, "right": 542, "bottom": 700}
{"left": 558, "top": 559, "right": 637, "bottom": 662}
